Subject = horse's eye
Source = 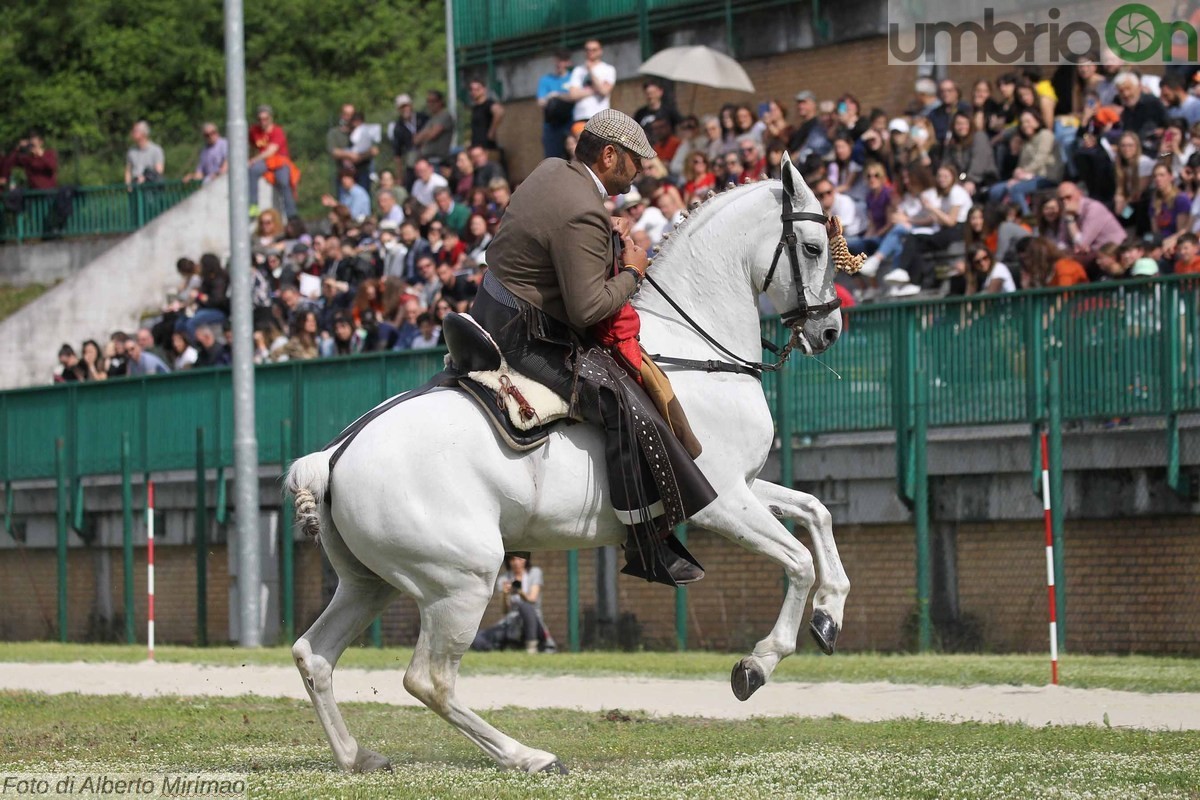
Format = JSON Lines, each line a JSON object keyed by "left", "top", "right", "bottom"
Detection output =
{"left": 803, "top": 242, "right": 822, "bottom": 257}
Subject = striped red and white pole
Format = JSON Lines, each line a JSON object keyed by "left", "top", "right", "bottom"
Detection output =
{"left": 147, "top": 480, "right": 156, "bottom": 662}
{"left": 1039, "top": 431, "right": 1058, "bottom": 685}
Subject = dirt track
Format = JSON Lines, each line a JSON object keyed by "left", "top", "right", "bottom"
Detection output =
{"left": 2, "top": 661, "right": 1198, "bottom": 731}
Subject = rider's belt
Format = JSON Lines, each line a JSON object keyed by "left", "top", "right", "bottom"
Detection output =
{"left": 482, "top": 270, "right": 521, "bottom": 310}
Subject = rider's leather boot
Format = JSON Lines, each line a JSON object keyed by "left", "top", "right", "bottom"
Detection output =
{"left": 620, "top": 523, "right": 704, "bottom": 586}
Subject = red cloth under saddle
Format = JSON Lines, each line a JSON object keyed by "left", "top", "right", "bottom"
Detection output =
{"left": 591, "top": 301, "right": 643, "bottom": 382}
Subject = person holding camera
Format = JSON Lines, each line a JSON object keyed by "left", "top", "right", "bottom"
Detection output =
{"left": 4, "top": 129, "right": 58, "bottom": 189}
{"left": 470, "top": 554, "right": 554, "bottom": 653}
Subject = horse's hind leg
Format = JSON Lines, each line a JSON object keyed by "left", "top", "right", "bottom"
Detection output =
{"left": 752, "top": 479, "right": 850, "bottom": 655}
{"left": 293, "top": 576, "right": 398, "bottom": 772}
{"left": 404, "top": 587, "right": 566, "bottom": 774}
{"left": 691, "top": 483, "right": 817, "bottom": 701}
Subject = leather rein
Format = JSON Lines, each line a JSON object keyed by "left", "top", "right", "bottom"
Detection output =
{"left": 645, "top": 182, "right": 838, "bottom": 381}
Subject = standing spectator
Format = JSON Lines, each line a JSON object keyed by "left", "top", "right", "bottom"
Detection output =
{"left": 467, "top": 78, "right": 505, "bottom": 152}
{"left": 391, "top": 94, "right": 427, "bottom": 180}
{"left": 193, "top": 325, "right": 232, "bottom": 367}
{"left": 184, "top": 123, "right": 228, "bottom": 183}
{"left": 1115, "top": 71, "right": 1169, "bottom": 146}
{"left": 343, "top": 111, "right": 379, "bottom": 192}
{"left": 565, "top": 39, "right": 616, "bottom": 135}
{"left": 633, "top": 78, "right": 682, "bottom": 133}
{"left": 413, "top": 90, "right": 454, "bottom": 166}
{"left": 537, "top": 48, "right": 576, "bottom": 159}
{"left": 326, "top": 103, "right": 355, "bottom": 189}
{"left": 124, "top": 121, "right": 164, "bottom": 187}
{"left": 411, "top": 158, "right": 448, "bottom": 207}
{"left": 469, "top": 145, "right": 505, "bottom": 187}
{"left": 125, "top": 336, "right": 171, "bottom": 376}
{"left": 248, "top": 105, "right": 298, "bottom": 219}
{"left": 3, "top": 129, "right": 58, "bottom": 189}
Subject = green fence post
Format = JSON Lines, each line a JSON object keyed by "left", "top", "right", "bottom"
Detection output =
{"left": 1164, "top": 281, "right": 1189, "bottom": 496}
{"left": 195, "top": 427, "right": 208, "bottom": 647}
{"left": 913, "top": 374, "right": 931, "bottom": 653}
{"left": 55, "top": 438, "right": 68, "bottom": 643}
{"left": 280, "top": 419, "right": 294, "bottom": 644}
{"left": 370, "top": 618, "right": 383, "bottom": 648}
{"left": 121, "top": 432, "right": 135, "bottom": 644}
{"left": 638, "top": 0, "right": 652, "bottom": 60}
{"left": 675, "top": 525, "right": 688, "bottom": 651}
{"left": 566, "top": 549, "right": 580, "bottom": 653}
{"left": 215, "top": 467, "right": 228, "bottom": 526}
{"left": 894, "top": 314, "right": 917, "bottom": 507}
{"left": 4, "top": 481, "right": 12, "bottom": 540}
{"left": 1047, "top": 358, "right": 1066, "bottom": 650}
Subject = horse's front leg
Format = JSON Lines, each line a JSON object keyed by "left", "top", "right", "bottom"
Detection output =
{"left": 752, "top": 479, "right": 850, "bottom": 656}
{"left": 691, "top": 483, "right": 817, "bottom": 702}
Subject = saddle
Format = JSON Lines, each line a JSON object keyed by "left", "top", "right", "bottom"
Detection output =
{"left": 441, "top": 312, "right": 572, "bottom": 451}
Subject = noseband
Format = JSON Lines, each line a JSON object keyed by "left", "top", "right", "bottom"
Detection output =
{"left": 760, "top": 183, "right": 842, "bottom": 327}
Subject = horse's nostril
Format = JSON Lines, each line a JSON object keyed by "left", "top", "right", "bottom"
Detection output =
{"left": 822, "top": 327, "right": 839, "bottom": 345}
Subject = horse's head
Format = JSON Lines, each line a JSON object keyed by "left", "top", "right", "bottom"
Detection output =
{"left": 753, "top": 152, "right": 843, "bottom": 355}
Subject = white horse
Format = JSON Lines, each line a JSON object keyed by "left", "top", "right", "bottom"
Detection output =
{"left": 285, "top": 153, "right": 851, "bottom": 774}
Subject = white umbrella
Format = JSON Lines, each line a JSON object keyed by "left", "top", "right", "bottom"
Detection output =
{"left": 638, "top": 45, "right": 755, "bottom": 93}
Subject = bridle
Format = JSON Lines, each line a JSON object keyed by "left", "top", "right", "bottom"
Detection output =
{"left": 760, "top": 181, "right": 842, "bottom": 326}
{"left": 645, "top": 181, "right": 838, "bottom": 379}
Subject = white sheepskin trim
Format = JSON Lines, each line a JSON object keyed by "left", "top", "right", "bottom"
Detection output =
{"left": 468, "top": 363, "right": 570, "bottom": 430}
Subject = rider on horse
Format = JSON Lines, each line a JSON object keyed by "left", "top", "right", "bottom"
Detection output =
{"left": 471, "top": 109, "right": 716, "bottom": 586}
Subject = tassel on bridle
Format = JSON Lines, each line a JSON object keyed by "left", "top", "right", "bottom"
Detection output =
{"left": 826, "top": 215, "right": 867, "bottom": 274}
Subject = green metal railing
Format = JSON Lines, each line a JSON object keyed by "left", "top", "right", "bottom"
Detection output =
{"left": 0, "top": 180, "right": 200, "bottom": 244}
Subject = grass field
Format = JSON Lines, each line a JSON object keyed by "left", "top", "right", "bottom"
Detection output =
{"left": 5, "top": 642, "right": 1200, "bottom": 693}
{"left": 0, "top": 283, "right": 52, "bottom": 323}
{"left": 1, "top": 692, "right": 1196, "bottom": 799}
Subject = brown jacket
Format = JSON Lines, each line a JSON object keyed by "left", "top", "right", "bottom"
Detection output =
{"left": 486, "top": 158, "right": 638, "bottom": 334}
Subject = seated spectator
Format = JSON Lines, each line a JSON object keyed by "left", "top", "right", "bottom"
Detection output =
{"left": 470, "top": 554, "right": 554, "bottom": 653}
{"left": 3, "top": 129, "right": 58, "bottom": 189}
{"left": 1113, "top": 131, "right": 1154, "bottom": 229}
{"left": 813, "top": 176, "right": 864, "bottom": 239}
{"left": 253, "top": 209, "right": 285, "bottom": 256}
{"left": 1055, "top": 181, "right": 1125, "bottom": 270}
{"left": 926, "top": 79, "right": 972, "bottom": 145}
{"left": 79, "top": 339, "right": 107, "bottom": 381}
{"left": 410, "top": 312, "right": 440, "bottom": 349}
{"left": 682, "top": 153, "right": 716, "bottom": 204}
{"left": 650, "top": 117, "right": 682, "bottom": 164}
{"left": 125, "top": 335, "right": 171, "bottom": 376}
{"left": 350, "top": 278, "right": 384, "bottom": 328}
{"left": 1110, "top": 238, "right": 1160, "bottom": 279}
{"left": 1174, "top": 232, "right": 1200, "bottom": 273}
{"left": 193, "top": 324, "right": 231, "bottom": 368}
{"left": 184, "top": 123, "right": 228, "bottom": 183}
{"left": 702, "top": 114, "right": 725, "bottom": 162}
{"left": 1093, "top": 242, "right": 1122, "bottom": 278}
{"left": 272, "top": 310, "right": 321, "bottom": 362}
{"left": 489, "top": 179, "right": 512, "bottom": 215}
{"left": 668, "top": 115, "right": 705, "bottom": 179}
{"left": 1115, "top": 71, "right": 1168, "bottom": 147}
{"left": 320, "top": 312, "right": 364, "bottom": 357}
{"left": 859, "top": 164, "right": 933, "bottom": 279}
{"left": 55, "top": 344, "right": 84, "bottom": 383}
{"left": 988, "top": 110, "right": 1063, "bottom": 214}
{"left": 1035, "top": 194, "right": 1062, "bottom": 240}
{"left": 833, "top": 94, "right": 866, "bottom": 141}
{"left": 846, "top": 162, "right": 894, "bottom": 257}
{"left": 106, "top": 332, "right": 130, "bottom": 377}
{"left": 435, "top": 261, "right": 477, "bottom": 311}
{"left": 1149, "top": 163, "right": 1191, "bottom": 244}
{"left": 624, "top": 188, "right": 668, "bottom": 246}
{"left": 453, "top": 149, "right": 475, "bottom": 197}
{"left": 787, "top": 90, "right": 831, "bottom": 158}
{"left": 432, "top": 186, "right": 469, "bottom": 235}
{"left": 411, "top": 157, "right": 448, "bottom": 206}
{"left": 827, "top": 136, "right": 861, "bottom": 196}
{"left": 377, "top": 190, "right": 405, "bottom": 226}
{"left": 941, "top": 111, "right": 996, "bottom": 196}
{"left": 1072, "top": 119, "right": 1117, "bottom": 208}
{"left": 469, "top": 145, "right": 505, "bottom": 188}
{"left": 1015, "top": 236, "right": 1089, "bottom": 288}
{"left": 464, "top": 213, "right": 492, "bottom": 264}
{"left": 963, "top": 246, "right": 1016, "bottom": 294}
{"left": 322, "top": 168, "right": 370, "bottom": 223}
{"left": 883, "top": 163, "right": 971, "bottom": 294}
{"left": 438, "top": 228, "right": 467, "bottom": 271}
{"left": 170, "top": 331, "right": 198, "bottom": 370}
{"left": 181, "top": 253, "right": 231, "bottom": 340}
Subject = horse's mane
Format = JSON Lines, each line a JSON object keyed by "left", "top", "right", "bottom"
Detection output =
{"left": 652, "top": 181, "right": 775, "bottom": 266}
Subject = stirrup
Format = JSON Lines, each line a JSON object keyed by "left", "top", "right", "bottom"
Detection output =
{"left": 621, "top": 531, "right": 704, "bottom": 587}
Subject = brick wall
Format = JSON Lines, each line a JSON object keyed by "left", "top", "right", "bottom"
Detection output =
{"left": 498, "top": 35, "right": 983, "bottom": 184}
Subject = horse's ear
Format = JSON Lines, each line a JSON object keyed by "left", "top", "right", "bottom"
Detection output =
{"left": 781, "top": 151, "right": 812, "bottom": 207}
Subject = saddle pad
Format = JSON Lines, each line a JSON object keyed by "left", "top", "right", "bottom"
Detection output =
{"left": 467, "top": 365, "right": 571, "bottom": 430}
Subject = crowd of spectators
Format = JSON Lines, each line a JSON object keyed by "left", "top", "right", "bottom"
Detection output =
{"left": 44, "top": 39, "right": 1200, "bottom": 381}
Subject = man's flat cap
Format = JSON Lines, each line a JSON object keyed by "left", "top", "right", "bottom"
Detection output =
{"left": 583, "top": 109, "right": 656, "bottom": 159}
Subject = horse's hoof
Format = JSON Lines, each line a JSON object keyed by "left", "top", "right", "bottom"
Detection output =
{"left": 353, "top": 749, "right": 393, "bottom": 773}
{"left": 538, "top": 759, "right": 569, "bottom": 775}
{"left": 810, "top": 609, "right": 839, "bottom": 656}
{"left": 730, "top": 658, "right": 766, "bottom": 701}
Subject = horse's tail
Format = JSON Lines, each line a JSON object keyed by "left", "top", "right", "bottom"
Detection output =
{"left": 285, "top": 451, "right": 331, "bottom": 541}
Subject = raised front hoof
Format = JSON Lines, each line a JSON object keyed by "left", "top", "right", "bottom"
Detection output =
{"left": 730, "top": 658, "right": 766, "bottom": 702}
{"left": 537, "top": 759, "right": 569, "bottom": 775}
{"left": 809, "top": 609, "right": 839, "bottom": 656}
{"left": 352, "top": 748, "right": 393, "bottom": 773}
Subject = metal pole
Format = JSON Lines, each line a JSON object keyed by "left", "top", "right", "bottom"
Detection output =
{"left": 195, "top": 426, "right": 208, "bottom": 647}
{"left": 121, "top": 432, "right": 135, "bottom": 644}
{"left": 280, "top": 419, "right": 294, "bottom": 644}
{"left": 445, "top": 0, "right": 458, "bottom": 148}
{"left": 913, "top": 373, "right": 932, "bottom": 653}
{"left": 566, "top": 550, "right": 580, "bottom": 652}
{"left": 674, "top": 525, "right": 688, "bottom": 651}
{"left": 147, "top": 480, "right": 156, "bottom": 661}
{"left": 225, "top": 0, "right": 263, "bottom": 648}
{"left": 1047, "top": 358, "right": 1066, "bottom": 650}
{"left": 370, "top": 617, "right": 383, "bottom": 647}
{"left": 1039, "top": 432, "right": 1059, "bottom": 685}
{"left": 55, "top": 438, "right": 68, "bottom": 643}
